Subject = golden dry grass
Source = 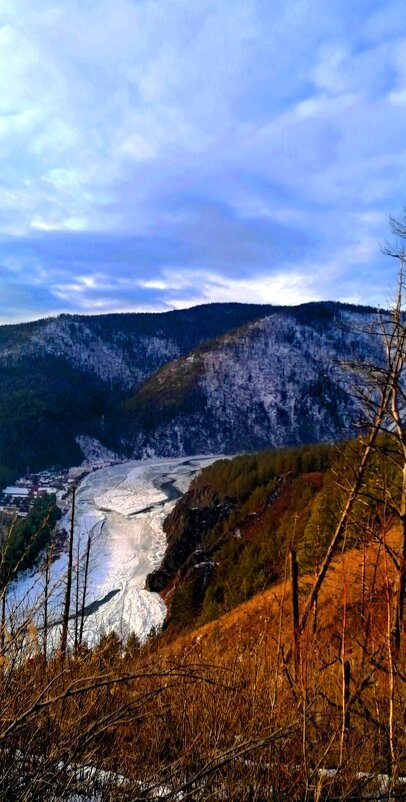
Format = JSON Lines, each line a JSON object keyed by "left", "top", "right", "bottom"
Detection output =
{"left": 0, "top": 528, "right": 404, "bottom": 800}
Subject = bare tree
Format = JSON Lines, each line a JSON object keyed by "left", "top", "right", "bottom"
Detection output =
{"left": 60, "top": 484, "right": 76, "bottom": 659}
{"left": 300, "top": 220, "right": 406, "bottom": 651}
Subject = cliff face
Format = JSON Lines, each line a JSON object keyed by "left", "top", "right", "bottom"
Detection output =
{"left": 146, "top": 484, "right": 234, "bottom": 593}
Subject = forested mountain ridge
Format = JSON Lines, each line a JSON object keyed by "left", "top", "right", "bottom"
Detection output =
{"left": 0, "top": 300, "right": 379, "bottom": 476}
{"left": 148, "top": 435, "right": 401, "bottom": 632}
{"left": 122, "top": 305, "right": 382, "bottom": 457}
{"left": 0, "top": 304, "right": 284, "bottom": 388}
{"left": 0, "top": 303, "right": 281, "bottom": 474}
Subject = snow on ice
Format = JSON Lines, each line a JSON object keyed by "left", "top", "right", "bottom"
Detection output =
{"left": 10, "top": 456, "right": 218, "bottom": 651}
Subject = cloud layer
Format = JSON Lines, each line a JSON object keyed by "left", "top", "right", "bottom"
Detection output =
{"left": 1, "top": 0, "right": 406, "bottom": 321}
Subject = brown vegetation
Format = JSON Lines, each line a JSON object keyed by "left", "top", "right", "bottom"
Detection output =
{"left": 0, "top": 522, "right": 404, "bottom": 801}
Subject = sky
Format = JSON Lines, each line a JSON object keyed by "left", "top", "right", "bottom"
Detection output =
{"left": 1, "top": 0, "right": 406, "bottom": 323}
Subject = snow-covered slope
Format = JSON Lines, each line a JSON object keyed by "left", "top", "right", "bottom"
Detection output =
{"left": 124, "top": 307, "right": 383, "bottom": 456}
{"left": 0, "top": 304, "right": 283, "bottom": 390}
{"left": 0, "top": 317, "right": 180, "bottom": 388}
{"left": 0, "top": 301, "right": 383, "bottom": 470}
{"left": 0, "top": 303, "right": 282, "bottom": 469}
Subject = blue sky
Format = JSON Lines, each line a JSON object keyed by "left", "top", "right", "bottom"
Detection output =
{"left": 1, "top": 0, "right": 406, "bottom": 323}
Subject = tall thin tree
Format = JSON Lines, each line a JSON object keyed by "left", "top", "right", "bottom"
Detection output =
{"left": 60, "top": 484, "right": 76, "bottom": 659}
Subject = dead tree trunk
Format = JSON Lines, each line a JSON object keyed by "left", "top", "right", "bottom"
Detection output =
{"left": 290, "top": 549, "right": 300, "bottom": 681}
{"left": 0, "top": 591, "right": 5, "bottom": 655}
{"left": 60, "top": 484, "right": 76, "bottom": 659}
{"left": 299, "top": 406, "right": 390, "bottom": 636}
{"left": 74, "top": 532, "right": 81, "bottom": 652}
{"left": 79, "top": 531, "right": 92, "bottom": 647}
{"left": 43, "top": 547, "right": 51, "bottom": 661}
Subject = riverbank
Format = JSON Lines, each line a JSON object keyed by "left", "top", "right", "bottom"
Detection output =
{"left": 9, "top": 455, "right": 219, "bottom": 651}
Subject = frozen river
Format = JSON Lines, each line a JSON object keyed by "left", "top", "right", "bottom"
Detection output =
{"left": 13, "top": 455, "right": 218, "bottom": 650}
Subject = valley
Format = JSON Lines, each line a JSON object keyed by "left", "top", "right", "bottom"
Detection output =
{"left": 1, "top": 299, "right": 405, "bottom": 800}
{"left": 2, "top": 3, "right": 406, "bottom": 795}
{"left": 11, "top": 455, "right": 219, "bottom": 649}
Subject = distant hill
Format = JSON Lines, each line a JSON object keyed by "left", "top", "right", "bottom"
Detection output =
{"left": 0, "top": 300, "right": 380, "bottom": 477}
{"left": 0, "top": 302, "right": 281, "bottom": 474}
{"left": 121, "top": 302, "right": 381, "bottom": 457}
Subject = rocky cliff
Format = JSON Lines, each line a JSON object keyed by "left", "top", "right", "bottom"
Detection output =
{"left": 146, "top": 484, "right": 234, "bottom": 593}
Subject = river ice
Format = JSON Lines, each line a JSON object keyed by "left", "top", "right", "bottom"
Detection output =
{"left": 11, "top": 455, "right": 218, "bottom": 651}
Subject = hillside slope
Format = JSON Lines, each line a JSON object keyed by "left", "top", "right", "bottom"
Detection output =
{"left": 1, "top": 440, "right": 404, "bottom": 800}
{"left": 0, "top": 300, "right": 381, "bottom": 473}
{"left": 0, "top": 303, "right": 281, "bottom": 472}
{"left": 123, "top": 304, "right": 382, "bottom": 457}
{"left": 146, "top": 440, "right": 397, "bottom": 633}
{"left": 0, "top": 303, "right": 281, "bottom": 390}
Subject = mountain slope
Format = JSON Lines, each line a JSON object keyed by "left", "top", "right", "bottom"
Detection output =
{"left": 0, "top": 303, "right": 283, "bottom": 471}
{"left": 0, "top": 300, "right": 381, "bottom": 472}
{"left": 122, "top": 304, "right": 381, "bottom": 458}
{"left": 0, "top": 303, "right": 286, "bottom": 389}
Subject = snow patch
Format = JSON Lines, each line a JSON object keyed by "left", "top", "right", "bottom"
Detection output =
{"left": 76, "top": 435, "right": 120, "bottom": 465}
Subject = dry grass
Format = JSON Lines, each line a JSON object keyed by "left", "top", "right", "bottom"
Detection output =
{"left": 158, "top": 527, "right": 401, "bottom": 660}
{"left": 0, "top": 528, "right": 404, "bottom": 800}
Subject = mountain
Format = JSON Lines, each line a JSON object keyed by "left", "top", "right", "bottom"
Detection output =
{"left": 121, "top": 302, "right": 381, "bottom": 458}
{"left": 0, "top": 300, "right": 381, "bottom": 475}
{"left": 0, "top": 303, "right": 281, "bottom": 473}
{"left": 1, "top": 304, "right": 284, "bottom": 390}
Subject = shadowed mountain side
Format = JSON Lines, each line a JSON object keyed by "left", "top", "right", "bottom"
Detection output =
{"left": 0, "top": 303, "right": 283, "bottom": 473}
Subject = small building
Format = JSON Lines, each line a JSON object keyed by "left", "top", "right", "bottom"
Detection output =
{"left": 4, "top": 486, "right": 30, "bottom": 498}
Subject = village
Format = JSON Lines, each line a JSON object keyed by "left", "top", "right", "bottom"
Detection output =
{"left": 0, "top": 455, "right": 122, "bottom": 520}
{"left": 0, "top": 469, "right": 71, "bottom": 518}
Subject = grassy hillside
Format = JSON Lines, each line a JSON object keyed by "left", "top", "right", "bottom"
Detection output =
{"left": 151, "top": 440, "right": 399, "bottom": 635}
{"left": 0, "top": 514, "right": 404, "bottom": 800}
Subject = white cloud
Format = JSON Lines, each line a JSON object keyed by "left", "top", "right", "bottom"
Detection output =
{"left": 31, "top": 216, "right": 88, "bottom": 232}
{"left": 1, "top": 0, "right": 406, "bottom": 322}
{"left": 311, "top": 44, "right": 350, "bottom": 94}
{"left": 295, "top": 92, "right": 358, "bottom": 119}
